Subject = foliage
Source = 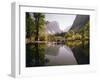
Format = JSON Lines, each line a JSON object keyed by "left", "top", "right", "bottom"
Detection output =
{"left": 26, "top": 43, "right": 46, "bottom": 67}
{"left": 26, "top": 13, "right": 46, "bottom": 42}
{"left": 65, "top": 22, "right": 89, "bottom": 41}
{"left": 33, "top": 13, "right": 46, "bottom": 40}
{"left": 26, "top": 12, "right": 35, "bottom": 39}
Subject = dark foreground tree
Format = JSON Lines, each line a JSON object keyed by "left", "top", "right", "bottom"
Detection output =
{"left": 26, "top": 12, "right": 35, "bottom": 40}
{"left": 26, "top": 12, "right": 45, "bottom": 42}
{"left": 33, "top": 13, "right": 45, "bottom": 41}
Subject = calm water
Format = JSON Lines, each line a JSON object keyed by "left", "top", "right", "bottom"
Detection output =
{"left": 26, "top": 42, "right": 89, "bottom": 67}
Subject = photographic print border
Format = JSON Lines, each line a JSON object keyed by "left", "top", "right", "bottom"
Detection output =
{"left": 11, "top": 2, "right": 96, "bottom": 78}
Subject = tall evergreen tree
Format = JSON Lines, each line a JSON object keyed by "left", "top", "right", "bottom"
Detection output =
{"left": 26, "top": 12, "right": 35, "bottom": 40}
{"left": 33, "top": 13, "right": 45, "bottom": 41}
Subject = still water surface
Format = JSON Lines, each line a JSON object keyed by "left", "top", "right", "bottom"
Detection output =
{"left": 26, "top": 42, "right": 89, "bottom": 67}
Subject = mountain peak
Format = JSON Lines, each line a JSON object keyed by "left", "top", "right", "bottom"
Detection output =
{"left": 46, "top": 21, "right": 62, "bottom": 34}
{"left": 71, "top": 15, "right": 89, "bottom": 31}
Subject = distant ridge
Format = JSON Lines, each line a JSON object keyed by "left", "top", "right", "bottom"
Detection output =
{"left": 46, "top": 21, "right": 62, "bottom": 34}
{"left": 70, "top": 15, "right": 89, "bottom": 31}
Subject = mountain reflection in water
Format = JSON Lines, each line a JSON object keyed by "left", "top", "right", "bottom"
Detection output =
{"left": 26, "top": 42, "right": 89, "bottom": 67}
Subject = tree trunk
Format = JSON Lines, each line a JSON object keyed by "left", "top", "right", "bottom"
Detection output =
{"left": 35, "top": 15, "right": 39, "bottom": 41}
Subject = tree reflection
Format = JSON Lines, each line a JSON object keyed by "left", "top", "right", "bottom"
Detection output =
{"left": 26, "top": 43, "right": 46, "bottom": 67}
{"left": 72, "top": 44, "right": 89, "bottom": 64}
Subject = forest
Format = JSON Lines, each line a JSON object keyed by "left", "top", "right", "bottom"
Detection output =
{"left": 26, "top": 12, "right": 89, "bottom": 47}
{"left": 26, "top": 12, "right": 90, "bottom": 67}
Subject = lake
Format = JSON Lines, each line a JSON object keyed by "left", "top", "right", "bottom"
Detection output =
{"left": 26, "top": 41, "right": 89, "bottom": 67}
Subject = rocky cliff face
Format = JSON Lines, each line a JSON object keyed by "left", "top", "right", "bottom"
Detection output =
{"left": 46, "top": 21, "right": 62, "bottom": 34}
{"left": 70, "top": 15, "right": 89, "bottom": 31}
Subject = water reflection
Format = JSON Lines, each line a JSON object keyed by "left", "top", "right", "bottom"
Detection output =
{"left": 72, "top": 44, "right": 89, "bottom": 64}
{"left": 45, "top": 45, "right": 77, "bottom": 66}
{"left": 26, "top": 41, "right": 89, "bottom": 67}
{"left": 26, "top": 43, "right": 45, "bottom": 67}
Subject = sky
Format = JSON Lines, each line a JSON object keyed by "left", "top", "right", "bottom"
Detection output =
{"left": 45, "top": 13, "right": 76, "bottom": 31}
